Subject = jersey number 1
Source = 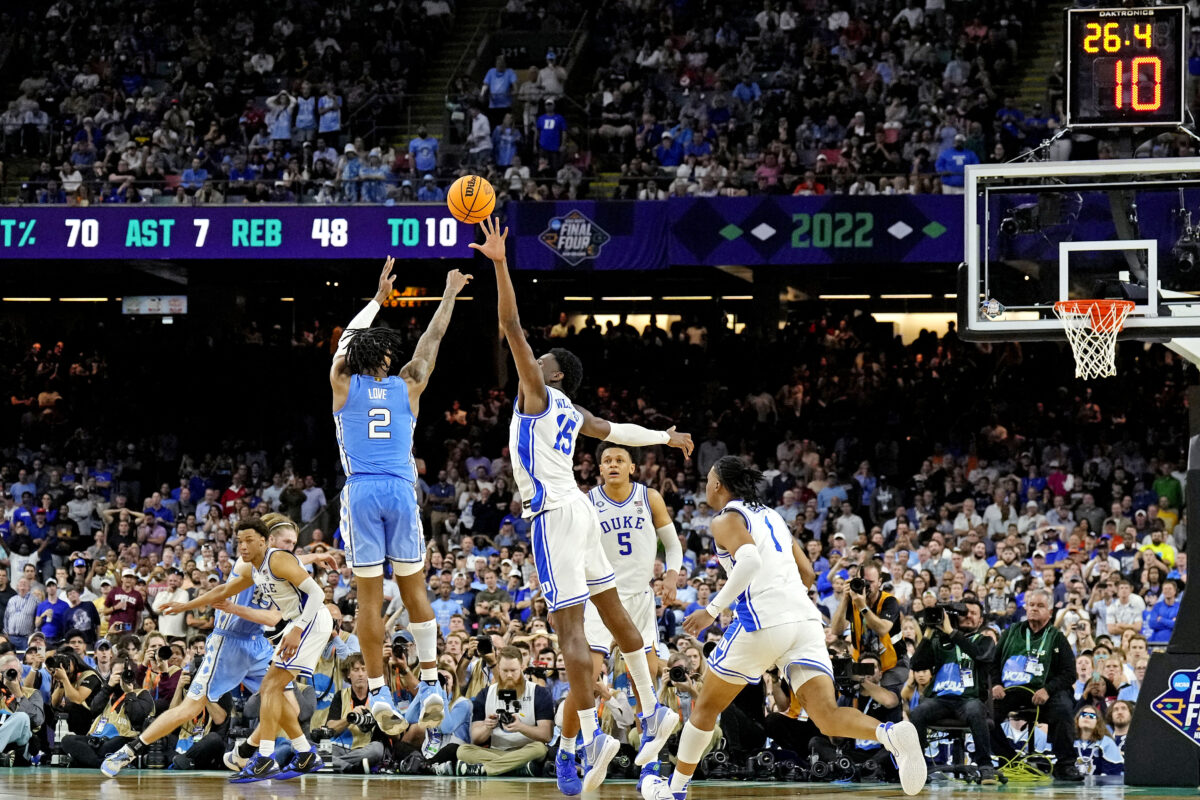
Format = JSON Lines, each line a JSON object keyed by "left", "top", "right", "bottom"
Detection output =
{"left": 368, "top": 408, "right": 391, "bottom": 439}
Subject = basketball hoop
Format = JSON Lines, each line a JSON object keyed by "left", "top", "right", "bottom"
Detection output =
{"left": 1053, "top": 300, "right": 1135, "bottom": 379}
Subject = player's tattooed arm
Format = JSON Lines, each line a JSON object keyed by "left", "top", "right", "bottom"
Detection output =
{"left": 400, "top": 269, "right": 473, "bottom": 397}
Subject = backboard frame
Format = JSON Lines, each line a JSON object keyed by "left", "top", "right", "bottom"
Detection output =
{"left": 960, "top": 156, "right": 1200, "bottom": 343}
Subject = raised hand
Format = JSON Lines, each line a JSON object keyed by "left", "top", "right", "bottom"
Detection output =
{"left": 374, "top": 256, "right": 397, "bottom": 304}
{"left": 666, "top": 426, "right": 694, "bottom": 458}
{"left": 468, "top": 216, "right": 509, "bottom": 262}
{"left": 445, "top": 269, "right": 473, "bottom": 295}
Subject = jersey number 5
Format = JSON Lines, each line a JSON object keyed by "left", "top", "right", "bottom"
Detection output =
{"left": 368, "top": 408, "right": 392, "bottom": 439}
{"left": 617, "top": 531, "right": 632, "bottom": 556}
{"left": 553, "top": 414, "right": 576, "bottom": 454}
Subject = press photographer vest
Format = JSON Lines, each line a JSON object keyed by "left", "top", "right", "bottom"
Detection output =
{"left": 174, "top": 707, "right": 217, "bottom": 754}
{"left": 483, "top": 680, "right": 538, "bottom": 751}
{"left": 332, "top": 686, "right": 374, "bottom": 750}
{"left": 850, "top": 591, "right": 900, "bottom": 672}
{"left": 930, "top": 633, "right": 984, "bottom": 699}
{"left": 89, "top": 689, "right": 143, "bottom": 739}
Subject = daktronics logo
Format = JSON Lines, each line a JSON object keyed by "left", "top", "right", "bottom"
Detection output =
{"left": 1151, "top": 668, "right": 1200, "bottom": 747}
{"left": 1097, "top": 8, "right": 1154, "bottom": 16}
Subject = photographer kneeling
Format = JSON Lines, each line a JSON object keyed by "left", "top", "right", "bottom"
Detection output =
{"left": 321, "top": 653, "right": 388, "bottom": 773}
{"left": 810, "top": 651, "right": 901, "bottom": 780}
{"left": 59, "top": 656, "right": 152, "bottom": 767}
{"left": 0, "top": 650, "right": 44, "bottom": 762}
{"left": 456, "top": 646, "right": 553, "bottom": 776}
{"left": 988, "top": 589, "right": 1082, "bottom": 781}
{"left": 908, "top": 599, "right": 996, "bottom": 779}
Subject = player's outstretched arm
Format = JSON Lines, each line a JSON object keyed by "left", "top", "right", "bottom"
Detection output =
{"left": 469, "top": 216, "right": 548, "bottom": 415}
{"left": 575, "top": 405, "right": 695, "bottom": 458}
{"left": 160, "top": 568, "right": 253, "bottom": 616}
{"left": 212, "top": 597, "right": 284, "bottom": 628}
{"left": 682, "top": 512, "right": 760, "bottom": 636}
{"left": 399, "top": 269, "right": 473, "bottom": 402}
{"left": 331, "top": 256, "right": 397, "bottom": 409}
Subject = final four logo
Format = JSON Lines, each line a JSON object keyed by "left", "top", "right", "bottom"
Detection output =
{"left": 1150, "top": 668, "right": 1200, "bottom": 747}
{"left": 538, "top": 210, "right": 611, "bottom": 266}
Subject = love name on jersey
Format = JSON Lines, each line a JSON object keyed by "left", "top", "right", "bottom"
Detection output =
{"left": 368, "top": 387, "right": 388, "bottom": 400}
{"left": 600, "top": 515, "right": 646, "bottom": 534}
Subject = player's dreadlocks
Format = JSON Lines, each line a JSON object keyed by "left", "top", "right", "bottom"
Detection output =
{"left": 712, "top": 456, "right": 765, "bottom": 509}
{"left": 344, "top": 327, "right": 407, "bottom": 376}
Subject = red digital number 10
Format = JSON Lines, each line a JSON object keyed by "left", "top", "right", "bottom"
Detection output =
{"left": 1114, "top": 56, "right": 1163, "bottom": 111}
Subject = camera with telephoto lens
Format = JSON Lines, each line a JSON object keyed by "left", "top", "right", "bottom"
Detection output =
{"left": 669, "top": 665, "right": 690, "bottom": 684}
{"left": 919, "top": 602, "right": 968, "bottom": 629}
{"left": 157, "top": 645, "right": 174, "bottom": 662}
{"left": 346, "top": 710, "right": 376, "bottom": 731}
{"left": 120, "top": 660, "right": 138, "bottom": 685}
{"left": 496, "top": 687, "right": 521, "bottom": 726}
{"left": 45, "top": 654, "right": 72, "bottom": 673}
{"left": 829, "top": 654, "right": 875, "bottom": 694}
{"left": 848, "top": 577, "right": 867, "bottom": 595}
{"left": 524, "top": 665, "right": 551, "bottom": 680}
{"left": 3, "top": 668, "right": 18, "bottom": 683}
{"left": 475, "top": 635, "right": 493, "bottom": 657}
{"left": 188, "top": 654, "right": 204, "bottom": 673}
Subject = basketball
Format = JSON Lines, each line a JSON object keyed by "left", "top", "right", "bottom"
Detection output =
{"left": 446, "top": 175, "right": 496, "bottom": 224}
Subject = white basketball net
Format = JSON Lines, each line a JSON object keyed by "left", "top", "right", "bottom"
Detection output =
{"left": 1053, "top": 300, "right": 1135, "bottom": 380}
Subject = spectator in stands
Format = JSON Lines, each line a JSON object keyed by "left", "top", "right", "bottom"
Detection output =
{"left": 466, "top": 106, "right": 493, "bottom": 168}
{"left": 536, "top": 52, "right": 566, "bottom": 101}
{"left": 482, "top": 56, "right": 519, "bottom": 128}
{"left": 418, "top": 175, "right": 445, "bottom": 202}
{"left": 535, "top": 99, "right": 566, "bottom": 169}
{"left": 409, "top": 126, "right": 440, "bottom": 177}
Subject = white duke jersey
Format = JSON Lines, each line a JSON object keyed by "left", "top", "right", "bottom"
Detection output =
{"left": 588, "top": 482, "right": 656, "bottom": 596}
{"left": 250, "top": 548, "right": 313, "bottom": 631}
{"left": 510, "top": 386, "right": 585, "bottom": 518}
{"left": 715, "top": 500, "right": 821, "bottom": 632}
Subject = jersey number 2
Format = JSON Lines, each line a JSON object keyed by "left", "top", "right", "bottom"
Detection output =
{"left": 553, "top": 414, "right": 576, "bottom": 454}
{"left": 368, "top": 408, "right": 391, "bottom": 439}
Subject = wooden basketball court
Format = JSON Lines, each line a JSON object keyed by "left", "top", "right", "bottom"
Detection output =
{"left": 0, "top": 771, "right": 1186, "bottom": 800}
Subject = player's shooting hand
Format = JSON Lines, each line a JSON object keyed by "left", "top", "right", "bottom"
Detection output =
{"left": 467, "top": 216, "right": 508, "bottom": 262}
{"left": 279, "top": 627, "right": 303, "bottom": 661}
{"left": 445, "top": 269, "right": 473, "bottom": 296}
{"left": 683, "top": 608, "right": 715, "bottom": 637}
{"left": 665, "top": 427, "right": 694, "bottom": 458}
{"left": 375, "top": 256, "right": 396, "bottom": 303}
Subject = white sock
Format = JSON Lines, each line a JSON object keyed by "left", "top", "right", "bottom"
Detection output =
{"left": 290, "top": 735, "right": 309, "bottom": 753}
{"left": 410, "top": 619, "right": 438, "bottom": 666}
{"left": 560, "top": 736, "right": 577, "bottom": 755}
{"left": 578, "top": 709, "right": 600, "bottom": 745}
{"left": 875, "top": 723, "right": 891, "bottom": 747}
{"left": 368, "top": 676, "right": 385, "bottom": 692}
{"left": 622, "top": 649, "right": 658, "bottom": 709}
{"left": 420, "top": 669, "right": 439, "bottom": 684}
{"left": 669, "top": 769, "right": 692, "bottom": 794}
{"left": 259, "top": 740, "right": 275, "bottom": 758}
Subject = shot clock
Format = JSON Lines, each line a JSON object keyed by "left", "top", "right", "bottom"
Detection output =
{"left": 1066, "top": 6, "right": 1186, "bottom": 127}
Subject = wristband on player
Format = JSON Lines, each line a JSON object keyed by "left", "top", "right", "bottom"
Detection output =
{"left": 705, "top": 602, "right": 721, "bottom": 618}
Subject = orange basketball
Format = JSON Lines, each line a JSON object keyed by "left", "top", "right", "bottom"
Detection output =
{"left": 446, "top": 175, "right": 496, "bottom": 224}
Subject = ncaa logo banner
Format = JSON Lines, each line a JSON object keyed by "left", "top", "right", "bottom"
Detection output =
{"left": 538, "top": 210, "right": 612, "bottom": 266}
{"left": 1151, "top": 668, "right": 1200, "bottom": 747}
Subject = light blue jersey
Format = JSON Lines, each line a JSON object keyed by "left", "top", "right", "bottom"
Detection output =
{"left": 334, "top": 374, "right": 416, "bottom": 482}
{"left": 335, "top": 373, "right": 424, "bottom": 569}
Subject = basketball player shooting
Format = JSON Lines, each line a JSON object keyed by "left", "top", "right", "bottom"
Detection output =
{"left": 331, "top": 257, "right": 472, "bottom": 735}
{"left": 470, "top": 217, "right": 693, "bottom": 795}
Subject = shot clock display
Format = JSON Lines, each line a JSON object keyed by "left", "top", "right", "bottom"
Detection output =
{"left": 1066, "top": 5, "right": 1185, "bottom": 127}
